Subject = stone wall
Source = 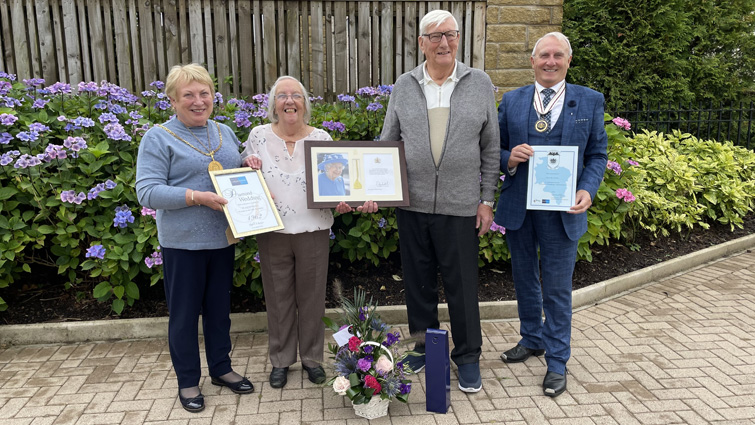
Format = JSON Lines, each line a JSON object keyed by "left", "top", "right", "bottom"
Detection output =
{"left": 485, "top": 0, "right": 564, "bottom": 99}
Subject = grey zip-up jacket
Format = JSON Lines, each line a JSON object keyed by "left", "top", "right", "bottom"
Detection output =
{"left": 381, "top": 61, "right": 500, "bottom": 217}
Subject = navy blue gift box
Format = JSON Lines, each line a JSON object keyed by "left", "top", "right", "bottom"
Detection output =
{"left": 425, "top": 328, "right": 451, "bottom": 413}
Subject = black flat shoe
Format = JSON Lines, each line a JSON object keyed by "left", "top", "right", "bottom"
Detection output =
{"left": 210, "top": 375, "right": 255, "bottom": 394}
{"left": 302, "top": 364, "right": 326, "bottom": 384}
{"left": 178, "top": 391, "right": 205, "bottom": 412}
{"left": 269, "top": 367, "right": 289, "bottom": 388}
{"left": 543, "top": 371, "right": 567, "bottom": 397}
{"left": 500, "top": 344, "right": 545, "bottom": 363}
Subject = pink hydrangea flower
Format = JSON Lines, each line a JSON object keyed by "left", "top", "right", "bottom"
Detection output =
{"left": 612, "top": 117, "right": 631, "bottom": 131}
{"left": 616, "top": 188, "right": 636, "bottom": 203}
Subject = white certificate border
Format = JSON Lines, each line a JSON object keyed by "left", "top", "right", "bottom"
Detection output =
{"left": 209, "top": 167, "right": 284, "bottom": 237}
{"left": 526, "top": 145, "right": 579, "bottom": 211}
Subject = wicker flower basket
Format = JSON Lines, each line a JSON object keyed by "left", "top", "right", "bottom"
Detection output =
{"left": 352, "top": 397, "right": 390, "bottom": 419}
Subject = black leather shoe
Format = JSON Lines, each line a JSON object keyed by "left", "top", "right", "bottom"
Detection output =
{"left": 543, "top": 371, "right": 567, "bottom": 397}
{"left": 302, "top": 364, "right": 326, "bottom": 384}
{"left": 178, "top": 391, "right": 205, "bottom": 412}
{"left": 269, "top": 367, "right": 289, "bottom": 388}
{"left": 500, "top": 344, "right": 545, "bottom": 363}
{"left": 210, "top": 375, "right": 255, "bottom": 394}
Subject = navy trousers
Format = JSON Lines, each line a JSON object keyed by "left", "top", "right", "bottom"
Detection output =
{"left": 396, "top": 209, "right": 482, "bottom": 366}
{"left": 506, "top": 210, "right": 577, "bottom": 375}
{"left": 162, "top": 246, "right": 235, "bottom": 389}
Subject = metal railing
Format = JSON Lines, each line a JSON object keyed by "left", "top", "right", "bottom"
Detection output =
{"left": 610, "top": 101, "right": 754, "bottom": 149}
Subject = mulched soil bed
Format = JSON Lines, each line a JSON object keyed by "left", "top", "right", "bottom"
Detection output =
{"left": 2, "top": 215, "right": 753, "bottom": 325}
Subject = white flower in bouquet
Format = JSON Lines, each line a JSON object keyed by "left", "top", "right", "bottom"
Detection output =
{"left": 333, "top": 376, "right": 350, "bottom": 395}
{"left": 375, "top": 355, "right": 393, "bottom": 374}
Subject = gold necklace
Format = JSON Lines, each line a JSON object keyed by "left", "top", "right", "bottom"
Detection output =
{"left": 156, "top": 121, "right": 224, "bottom": 172}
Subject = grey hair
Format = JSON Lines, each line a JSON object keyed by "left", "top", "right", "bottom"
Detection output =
{"left": 531, "top": 32, "right": 573, "bottom": 57}
{"left": 419, "top": 10, "right": 458, "bottom": 35}
{"left": 266, "top": 76, "right": 312, "bottom": 124}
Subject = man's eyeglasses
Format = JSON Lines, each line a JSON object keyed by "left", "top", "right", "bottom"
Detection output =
{"left": 275, "top": 93, "right": 304, "bottom": 101}
{"left": 422, "top": 30, "right": 459, "bottom": 43}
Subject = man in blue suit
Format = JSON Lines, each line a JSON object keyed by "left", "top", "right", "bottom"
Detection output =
{"left": 494, "top": 32, "right": 608, "bottom": 397}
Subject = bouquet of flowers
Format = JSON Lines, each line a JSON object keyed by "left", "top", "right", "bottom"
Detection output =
{"left": 323, "top": 289, "right": 412, "bottom": 405}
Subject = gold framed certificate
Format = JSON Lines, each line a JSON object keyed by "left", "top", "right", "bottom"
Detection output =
{"left": 526, "top": 145, "right": 579, "bottom": 211}
{"left": 304, "top": 140, "right": 410, "bottom": 208}
{"left": 209, "top": 168, "right": 284, "bottom": 237}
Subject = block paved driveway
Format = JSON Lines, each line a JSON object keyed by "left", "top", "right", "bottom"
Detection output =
{"left": 0, "top": 250, "right": 753, "bottom": 424}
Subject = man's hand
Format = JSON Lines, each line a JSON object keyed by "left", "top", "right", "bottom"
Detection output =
{"left": 568, "top": 190, "right": 592, "bottom": 214}
{"left": 243, "top": 156, "right": 262, "bottom": 169}
{"left": 476, "top": 203, "right": 494, "bottom": 236}
{"left": 335, "top": 201, "right": 378, "bottom": 214}
{"left": 508, "top": 143, "right": 534, "bottom": 169}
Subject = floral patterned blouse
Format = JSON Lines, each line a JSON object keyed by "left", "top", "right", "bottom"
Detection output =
{"left": 241, "top": 124, "right": 334, "bottom": 234}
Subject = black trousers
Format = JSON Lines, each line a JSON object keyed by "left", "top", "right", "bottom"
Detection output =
{"left": 396, "top": 209, "right": 482, "bottom": 365}
{"left": 162, "top": 245, "right": 235, "bottom": 389}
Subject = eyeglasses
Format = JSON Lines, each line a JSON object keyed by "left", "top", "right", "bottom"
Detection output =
{"left": 422, "top": 30, "right": 459, "bottom": 43}
{"left": 275, "top": 93, "right": 304, "bottom": 101}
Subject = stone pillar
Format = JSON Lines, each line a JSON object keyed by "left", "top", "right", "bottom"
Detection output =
{"left": 485, "top": 0, "right": 564, "bottom": 99}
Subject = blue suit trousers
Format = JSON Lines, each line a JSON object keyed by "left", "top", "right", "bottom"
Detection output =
{"left": 506, "top": 210, "right": 577, "bottom": 375}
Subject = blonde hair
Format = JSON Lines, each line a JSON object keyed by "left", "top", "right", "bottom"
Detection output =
{"left": 165, "top": 63, "right": 215, "bottom": 100}
{"left": 266, "top": 76, "right": 312, "bottom": 124}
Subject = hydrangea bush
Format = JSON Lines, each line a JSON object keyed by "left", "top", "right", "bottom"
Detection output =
{"left": 1, "top": 71, "right": 752, "bottom": 314}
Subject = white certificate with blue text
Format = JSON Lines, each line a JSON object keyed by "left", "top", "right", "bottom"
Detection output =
{"left": 209, "top": 168, "right": 284, "bottom": 237}
{"left": 526, "top": 146, "right": 579, "bottom": 211}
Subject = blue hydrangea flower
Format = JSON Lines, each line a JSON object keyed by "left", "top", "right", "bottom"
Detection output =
{"left": 0, "top": 113, "right": 18, "bottom": 126}
{"left": 366, "top": 102, "right": 383, "bottom": 111}
{"left": 85, "top": 245, "right": 106, "bottom": 260}
{"left": 113, "top": 205, "right": 135, "bottom": 228}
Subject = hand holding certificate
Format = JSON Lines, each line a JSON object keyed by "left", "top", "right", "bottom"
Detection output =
{"left": 526, "top": 146, "right": 579, "bottom": 211}
{"left": 209, "top": 168, "right": 284, "bottom": 237}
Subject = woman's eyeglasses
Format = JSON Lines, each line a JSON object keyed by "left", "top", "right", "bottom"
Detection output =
{"left": 275, "top": 93, "right": 304, "bottom": 101}
{"left": 422, "top": 30, "right": 459, "bottom": 43}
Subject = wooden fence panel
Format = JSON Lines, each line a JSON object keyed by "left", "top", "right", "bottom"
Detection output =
{"left": 0, "top": 0, "right": 488, "bottom": 99}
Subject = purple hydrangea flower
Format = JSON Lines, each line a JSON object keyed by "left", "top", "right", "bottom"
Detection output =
{"left": 85, "top": 245, "right": 106, "bottom": 259}
{"left": 322, "top": 120, "right": 346, "bottom": 132}
{"left": 606, "top": 160, "right": 622, "bottom": 175}
{"left": 98, "top": 112, "right": 119, "bottom": 124}
{"left": 366, "top": 102, "right": 383, "bottom": 111}
{"left": 490, "top": 221, "right": 506, "bottom": 235}
{"left": 23, "top": 78, "right": 45, "bottom": 87}
{"left": 0, "top": 132, "right": 12, "bottom": 144}
{"left": 77, "top": 81, "right": 99, "bottom": 92}
{"left": 48, "top": 82, "right": 72, "bottom": 94}
{"left": 214, "top": 115, "right": 228, "bottom": 122}
{"left": 144, "top": 250, "right": 163, "bottom": 268}
{"left": 103, "top": 122, "right": 132, "bottom": 141}
{"left": 63, "top": 136, "right": 88, "bottom": 152}
{"left": 627, "top": 159, "right": 639, "bottom": 166}
{"left": 155, "top": 100, "right": 171, "bottom": 110}
{"left": 377, "top": 218, "right": 387, "bottom": 228}
{"left": 356, "top": 86, "right": 379, "bottom": 96}
{"left": 253, "top": 252, "right": 261, "bottom": 263}
{"left": 29, "top": 123, "right": 50, "bottom": 133}
{"left": 337, "top": 94, "right": 356, "bottom": 103}
{"left": 0, "top": 113, "right": 18, "bottom": 126}
{"left": 0, "top": 81, "right": 11, "bottom": 95}
{"left": 32, "top": 99, "right": 49, "bottom": 109}
{"left": 105, "top": 179, "right": 117, "bottom": 189}
{"left": 149, "top": 80, "right": 165, "bottom": 90}
{"left": 141, "top": 206, "right": 156, "bottom": 218}
{"left": 113, "top": 205, "right": 135, "bottom": 228}
{"left": 60, "top": 190, "right": 76, "bottom": 203}
{"left": 16, "top": 131, "right": 39, "bottom": 142}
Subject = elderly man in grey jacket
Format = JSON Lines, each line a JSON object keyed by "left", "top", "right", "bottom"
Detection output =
{"left": 381, "top": 9, "right": 500, "bottom": 393}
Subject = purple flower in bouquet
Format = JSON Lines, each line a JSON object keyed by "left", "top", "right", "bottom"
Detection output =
{"left": 400, "top": 382, "right": 411, "bottom": 395}
{"left": 357, "top": 358, "right": 372, "bottom": 372}
{"left": 606, "top": 160, "right": 622, "bottom": 175}
{"left": 616, "top": 188, "right": 636, "bottom": 203}
{"left": 85, "top": 245, "right": 106, "bottom": 260}
{"left": 1, "top": 113, "right": 18, "bottom": 126}
{"left": 383, "top": 331, "right": 400, "bottom": 347}
{"left": 612, "top": 117, "right": 631, "bottom": 131}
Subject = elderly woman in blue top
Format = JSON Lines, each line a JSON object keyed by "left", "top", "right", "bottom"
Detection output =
{"left": 136, "top": 63, "right": 254, "bottom": 413}
{"left": 317, "top": 154, "right": 348, "bottom": 196}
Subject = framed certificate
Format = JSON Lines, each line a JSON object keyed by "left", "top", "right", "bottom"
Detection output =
{"left": 526, "top": 145, "right": 579, "bottom": 211}
{"left": 209, "top": 168, "right": 284, "bottom": 237}
{"left": 304, "top": 140, "right": 410, "bottom": 208}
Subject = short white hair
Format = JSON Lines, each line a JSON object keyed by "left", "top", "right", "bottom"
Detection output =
{"left": 419, "top": 10, "right": 458, "bottom": 35}
{"left": 531, "top": 32, "right": 573, "bottom": 57}
{"left": 266, "top": 76, "right": 312, "bottom": 124}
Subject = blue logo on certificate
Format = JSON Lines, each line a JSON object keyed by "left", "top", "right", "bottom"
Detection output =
{"left": 230, "top": 176, "right": 248, "bottom": 186}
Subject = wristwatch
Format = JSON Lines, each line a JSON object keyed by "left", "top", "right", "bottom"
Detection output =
{"left": 481, "top": 200, "right": 494, "bottom": 208}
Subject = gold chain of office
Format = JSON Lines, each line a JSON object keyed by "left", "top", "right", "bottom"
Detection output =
{"left": 156, "top": 121, "right": 224, "bottom": 171}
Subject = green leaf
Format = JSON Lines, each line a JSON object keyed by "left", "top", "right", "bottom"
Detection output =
{"left": 93, "top": 281, "right": 112, "bottom": 299}
{"left": 113, "top": 285, "right": 125, "bottom": 299}
{"left": 125, "top": 282, "right": 140, "bottom": 300}
{"left": 0, "top": 187, "right": 18, "bottom": 201}
{"left": 36, "top": 225, "right": 55, "bottom": 234}
{"left": 112, "top": 299, "right": 125, "bottom": 314}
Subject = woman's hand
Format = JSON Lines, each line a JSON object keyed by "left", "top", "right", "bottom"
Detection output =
{"left": 335, "top": 201, "right": 378, "bottom": 214}
{"left": 244, "top": 156, "right": 262, "bottom": 170}
{"left": 188, "top": 190, "right": 228, "bottom": 211}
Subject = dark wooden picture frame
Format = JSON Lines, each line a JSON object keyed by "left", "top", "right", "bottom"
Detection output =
{"left": 304, "top": 140, "right": 410, "bottom": 208}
